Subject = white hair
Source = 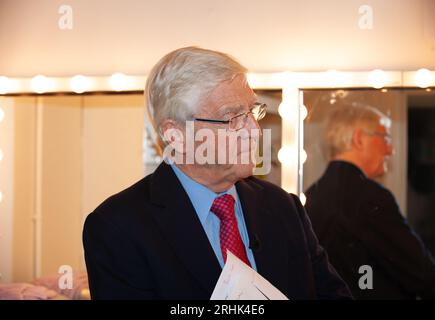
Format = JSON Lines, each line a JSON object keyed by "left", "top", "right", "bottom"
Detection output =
{"left": 324, "top": 104, "right": 391, "bottom": 159}
{"left": 145, "top": 47, "right": 248, "bottom": 142}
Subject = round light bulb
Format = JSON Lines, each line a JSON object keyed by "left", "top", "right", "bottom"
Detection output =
{"left": 278, "top": 146, "right": 297, "bottom": 164}
{"left": 368, "top": 69, "right": 387, "bottom": 89}
{"left": 278, "top": 102, "right": 295, "bottom": 120}
{"left": 300, "top": 149, "right": 307, "bottom": 164}
{"left": 299, "top": 192, "right": 307, "bottom": 206}
{"left": 70, "top": 75, "right": 90, "bottom": 93}
{"left": 415, "top": 68, "right": 433, "bottom": 88}
{"left": 300, "top": 105, "right": 308, "bottom": 120}
{"left": 109, "top": 73, "right": 127, "bottom": 91}
{"left": 326, "top": 69, "right": 341, "bottom": 87}
{"left": 31, "top": 75, "right": 50, "bottom": 94}
{"left": 0, "top": 76, "right": 9, "bottom": 94}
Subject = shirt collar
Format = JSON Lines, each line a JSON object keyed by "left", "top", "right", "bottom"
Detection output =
{"left": 170, "top": 164, "right": 238, "bottom": 225}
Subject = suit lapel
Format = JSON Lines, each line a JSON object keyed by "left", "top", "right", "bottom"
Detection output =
{"left": 236, "top": 178, "right": 290, "bottom": 295}
{"left": 148, "top": 163, "right": 289, "bottom": 296}
{"left": 148, "top": 162, "right": 221, "bottom": 295}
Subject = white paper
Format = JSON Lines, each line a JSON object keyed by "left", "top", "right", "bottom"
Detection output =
{"left": 210, "top": 251, "right": 289, "bottom": 300}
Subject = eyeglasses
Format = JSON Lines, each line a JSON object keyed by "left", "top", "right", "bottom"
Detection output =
{"left": 193, "top": 102, "right": 267, "bottom": 131}
{"left": 363, "top": 130, "right": 392, "bottom": 145}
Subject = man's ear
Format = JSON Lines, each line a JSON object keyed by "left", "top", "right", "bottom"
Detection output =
{"left": 351, "top": 128, "right": 365, "bottom": 151}
{"left": 159, "top": 119, "right": 186, "bottom": 154}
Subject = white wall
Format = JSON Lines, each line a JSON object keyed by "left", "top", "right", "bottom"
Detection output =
{"left": 0, "top": 0, "right": 434, "bottom": 77}
{"left": 0, "top": 98, "right": 15, "bottom": 283}
{"left": 82, "top": 95, "right": 145, "bottom": 217}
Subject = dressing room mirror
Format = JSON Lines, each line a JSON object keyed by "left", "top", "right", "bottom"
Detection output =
{"left": 302, "top": 88, "right": 435, "bottom": 256}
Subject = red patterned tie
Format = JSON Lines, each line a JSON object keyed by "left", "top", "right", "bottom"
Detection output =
{"left": 211, "top": 194, "right": 251, "bottom": 266}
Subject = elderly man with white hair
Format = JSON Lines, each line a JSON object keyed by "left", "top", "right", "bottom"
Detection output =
{"left": 305, "top": 104, "right": 435, "bottom": 299}
{"left": 83, "top": 47, "right": 351, "bottom": 300}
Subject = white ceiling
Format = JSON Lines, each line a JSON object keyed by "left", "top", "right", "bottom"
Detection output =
{"left": 0, "top": 0, "right": 434, "bottom": 77}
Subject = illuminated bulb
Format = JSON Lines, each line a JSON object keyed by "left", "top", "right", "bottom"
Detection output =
{"left": 246, "top": 73, "right": 259, "bottom": 88}
{"left": 415, "top": 68, "right": 433, "bottom": 88}
{"left": 70, "top": 75, "right": 90, "bottom": 93}
{"left": 0, "top": 76, "right": 9, "bottom": 94}
{"left": 278, "top": 146, "right": 297, "bottom": 164}
{"left": 325, "top": 69, "right": 341, "bottom": 87}
{"left": 300, "top": 149, "right": 307, "bottom": 164}
{"left": 299, "top": 192, "right": 307, "bottom": 206}
{"left": 0, "top": 108, "right": 4, "bottom": 123}
{"left": 109, "top": 73, "right": 127, "bottom": 91}
{"left": 300, "top": 105, "right": 308, "bottom": 120}
{"left": 368, "top": 69, "right": 387, "bottom": 89}
{"left": 0, "top": 149, "right": 3, "bottom": 161}
{"left": 31, "top": 75, "right": 50, "bottom": 93}
{"left": 278, "top": 102, "right": 295, "bottom": 120}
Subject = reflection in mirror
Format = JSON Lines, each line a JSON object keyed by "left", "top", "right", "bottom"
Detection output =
{"left": 303, "top": 89, "right": 406, "bottom": 208}
{"left": 252, "top": 90, "right": 282, "bottom": 187}
{"left": 407, "top": 92, "right": 435, "bottom": 256}
{"left": 302, "top": 88, "right": 435, "bottom": 255}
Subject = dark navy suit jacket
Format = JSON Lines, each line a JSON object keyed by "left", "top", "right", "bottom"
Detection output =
{"left": 83, "top": 162, "right": 351, "bottom": 299}
{"left": 305, "top": 161, "right": 435, "bottom": 299}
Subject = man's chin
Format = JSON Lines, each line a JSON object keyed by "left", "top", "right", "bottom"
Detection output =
{"left": 234, "top": 163, "right": 256, "bottom": 179}
{"left": 371, "top": 166, "right": 387, "bottom": 179}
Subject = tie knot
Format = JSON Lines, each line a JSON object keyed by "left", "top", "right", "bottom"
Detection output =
{"left": 211, "top": 194, "right": 235, "bottom": 221}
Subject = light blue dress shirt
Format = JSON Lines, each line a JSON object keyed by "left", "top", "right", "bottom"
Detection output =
{"left": 171, "top": 164, "right": 257, "bottom": 270}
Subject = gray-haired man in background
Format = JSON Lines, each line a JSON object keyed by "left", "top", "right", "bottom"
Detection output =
{"left": 305, "top": 104, "right": 435, "bottom": 299}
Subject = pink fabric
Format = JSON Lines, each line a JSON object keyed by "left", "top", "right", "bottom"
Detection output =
{"left": 0, "top": 272, "right": 89, "bottom": 300}
{"left": 0, "top": 283, "right": 59, "bottom": 300}
{"left": 33, "top": 272, "right": 89, "bottom": 300}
